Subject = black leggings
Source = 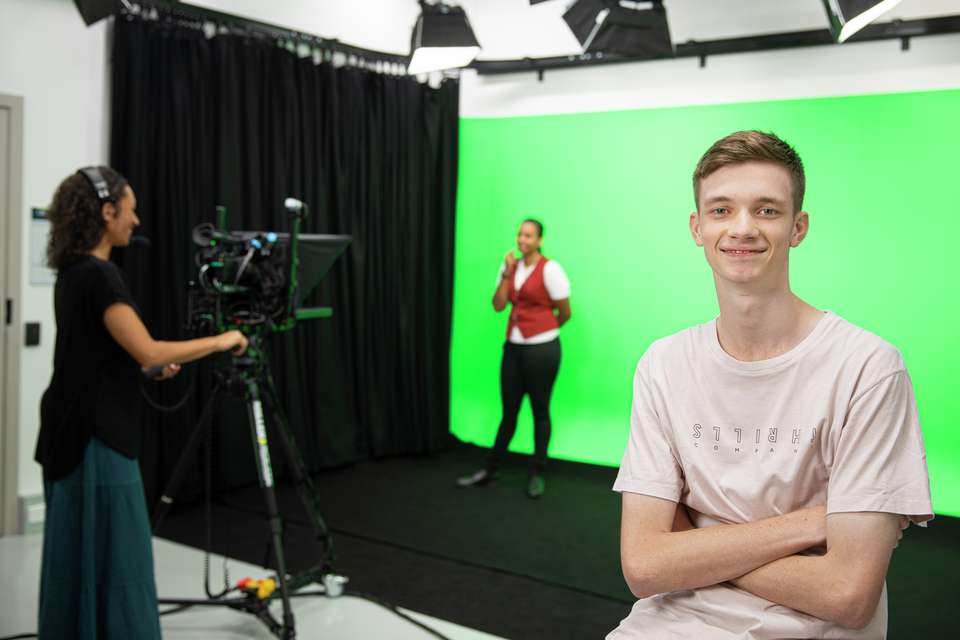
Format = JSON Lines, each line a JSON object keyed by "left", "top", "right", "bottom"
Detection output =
{"left": 487, "top": 339, "right": 561, "bottom": 473}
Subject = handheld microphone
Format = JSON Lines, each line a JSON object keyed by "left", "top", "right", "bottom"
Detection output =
{"left": 130, "top": 235, "right": 151, "bottom": 247}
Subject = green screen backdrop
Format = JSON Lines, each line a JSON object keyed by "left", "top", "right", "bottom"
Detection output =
{"left": 451, "top": 88, "right": 960, "bottom": 517}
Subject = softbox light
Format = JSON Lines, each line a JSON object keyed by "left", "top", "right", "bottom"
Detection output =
{"left": 563, "top": 0, "right": 673, "bottom": 58}
{"left": 73, "top": 0, "right": 119, "bottom": 26}
{"left": 822, "top": 0, "right": 904, "bottom": 43}
{"left": 408, "top": 1, "right": 481, "bottom": 75}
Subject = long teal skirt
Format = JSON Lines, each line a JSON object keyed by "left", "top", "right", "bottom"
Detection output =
{"left": 39, "top": 438, "right": 162, "bottom": 639}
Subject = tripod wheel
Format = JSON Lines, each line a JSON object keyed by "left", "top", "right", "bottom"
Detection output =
{"left": 323, "top": 573, "right": 348, "bottom": 598}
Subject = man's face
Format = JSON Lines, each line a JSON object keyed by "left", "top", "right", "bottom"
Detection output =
{"left": 690, "top": 161, "right": 808, "bottom": 289}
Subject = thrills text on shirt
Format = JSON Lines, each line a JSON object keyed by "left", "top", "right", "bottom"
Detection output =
{"left": 691, "top": 423, "right": 821, "bottom": 454}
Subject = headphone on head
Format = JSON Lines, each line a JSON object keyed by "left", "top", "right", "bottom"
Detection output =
{"left": 77, "top": 166, "right": 115, "bottom": 203}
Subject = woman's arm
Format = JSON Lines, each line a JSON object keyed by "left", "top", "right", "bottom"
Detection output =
{"left": 492, "top": 277, "right": 511, "bottom": 312}
{"left": 554, "top": 298, "right": 571, "bottom": 326}
{"left": 492, "top": 251, "right": 518, "bottom": 312}
{"left": 103, "top": 302, "right": 247, "bottom": 369}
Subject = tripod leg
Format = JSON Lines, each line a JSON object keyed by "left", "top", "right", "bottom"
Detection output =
{"left": 245, "top": 379, "right": 296, "bottom": 637}
{"left": 262, "top": 368, "right": 334, "bottom": 566}
{"left": 152, "top": 384, "right": 220, "bottom": 533}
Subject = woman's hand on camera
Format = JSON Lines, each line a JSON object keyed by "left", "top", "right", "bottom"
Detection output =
{"left": 504, "top": 249, "right": 518, "bottom": 270}
{"left": 217, "top": 330, "right": 249, "bottom": 356}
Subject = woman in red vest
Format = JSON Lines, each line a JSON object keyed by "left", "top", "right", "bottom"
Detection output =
{"left": 458, "top": 219, "right": 571, "bottom": 498}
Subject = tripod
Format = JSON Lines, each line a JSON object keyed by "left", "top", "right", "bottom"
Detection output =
{"left": 151, "top": 335, "right": 343, "bottom": 639}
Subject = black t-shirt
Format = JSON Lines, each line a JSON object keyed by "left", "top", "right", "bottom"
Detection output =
{"left": 35, "top": 256, "right": 142, "bottom": 481}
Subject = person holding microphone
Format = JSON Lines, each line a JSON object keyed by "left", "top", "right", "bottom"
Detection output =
{"left": 34, "top": 166, "right": 248, "bottom": 639}
{"left": 457, "top": 218, "right": 571, "bottom": 499}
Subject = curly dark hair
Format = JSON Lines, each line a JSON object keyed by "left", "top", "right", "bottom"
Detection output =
{"left": 47, "top": 167, "right": 129, "bottom": 270}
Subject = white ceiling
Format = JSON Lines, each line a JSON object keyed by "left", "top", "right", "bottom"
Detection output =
{"left": 185, "top": 0, "right": 960, "bottom": 60}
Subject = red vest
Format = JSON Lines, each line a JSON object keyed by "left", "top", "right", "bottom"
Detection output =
{"left": 506, "top": 257, "right": 559, "bottom": 339}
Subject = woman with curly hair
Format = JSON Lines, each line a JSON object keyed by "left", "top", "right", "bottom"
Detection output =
{"left": 35, "top": 166, "right": 249, "bottom": 639}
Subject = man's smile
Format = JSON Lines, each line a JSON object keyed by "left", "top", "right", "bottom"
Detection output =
{"left": 720, "top": 248, "right": 767, "bottom": 257}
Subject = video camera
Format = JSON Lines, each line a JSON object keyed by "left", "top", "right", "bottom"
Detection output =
{"left": 187, "top": 199, "right": 350, "bottom": 337}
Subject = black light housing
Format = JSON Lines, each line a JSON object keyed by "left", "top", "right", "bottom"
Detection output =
{"left": 822, "top": 0, "right": 904, "bottom": 42}
{"left": 408, "top": 1, "right": 481, "bottom": 74}
{"left": 73, "top": 0, "right": 120, "bottom": 26}
{"left": 563, "top": 0, "right": 673, "bottom": 58}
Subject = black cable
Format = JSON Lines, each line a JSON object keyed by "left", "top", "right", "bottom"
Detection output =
{"left": 0, "top": 633, "right": 37, "bottom": 640}
{"left": 139, "top": 368, "right": 194, "bottom": 413}
{"left": 159, "top": 603, "right": 196, "bottom": 616}
{"left": 203, "top": 399, "right": 231, "bottom": 599}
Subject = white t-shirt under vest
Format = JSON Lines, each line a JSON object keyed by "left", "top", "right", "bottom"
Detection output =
{"left": 496, "top": 259, "right": 570, "bottom": 344}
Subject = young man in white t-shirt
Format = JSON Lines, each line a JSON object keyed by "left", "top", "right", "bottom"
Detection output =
{"left": 608, "top": 131, "right": 933, "bottom": 639}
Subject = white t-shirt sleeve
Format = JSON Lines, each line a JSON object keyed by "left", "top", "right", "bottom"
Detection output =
{"left": 613, "top": 353, "right": 684, "bottom": 502}
{"left": 826, "top": 368, "right": 934, "bottom": 524}
{"left": 544, "top": 261, "right": 570, "bottom": 300}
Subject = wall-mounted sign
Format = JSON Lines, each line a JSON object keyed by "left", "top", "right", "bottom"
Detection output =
{"left": 30, "top": 208, "right": 55, "bottom": 285}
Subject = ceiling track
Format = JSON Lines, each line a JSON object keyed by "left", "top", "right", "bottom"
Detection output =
{"left": 469, "top": 14, "right": 960, "bottom": 77}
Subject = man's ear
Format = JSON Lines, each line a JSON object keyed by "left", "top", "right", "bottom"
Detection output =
{"left": 689, "top": 211, "right": 703, "bottom": 247}
{"left": 790, "top": 210, "right": 810, "bottom": 247}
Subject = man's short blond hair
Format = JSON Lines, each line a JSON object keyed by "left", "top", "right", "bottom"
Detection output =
{"left": 693, "top": 130, "right": 806, "bottom": 214}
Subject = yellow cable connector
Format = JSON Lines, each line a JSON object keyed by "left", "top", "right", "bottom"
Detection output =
{"left": 256, "top": 577, "right": 277, "bottom": 600}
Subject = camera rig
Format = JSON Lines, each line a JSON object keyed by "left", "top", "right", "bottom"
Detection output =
{"left": 187, "top": 199, "right": 340, "bottom": 337}
{"left": 154, "top": 199, "right": 351, "bottom": 639}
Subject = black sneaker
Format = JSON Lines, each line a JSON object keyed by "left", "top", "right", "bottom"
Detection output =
{"left": 527, "top": 474, "right": 545, "bottom": 499}
{"left": 457, "top": 469, "right": 495, "bottom": 488}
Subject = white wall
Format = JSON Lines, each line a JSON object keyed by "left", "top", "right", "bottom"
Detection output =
{"left": 0, "top": 0, "right": 110, "bottom": 501}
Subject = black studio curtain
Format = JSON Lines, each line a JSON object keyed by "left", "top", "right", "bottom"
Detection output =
{"left": 109, "top": 15, "right": 458, "bottom": 503}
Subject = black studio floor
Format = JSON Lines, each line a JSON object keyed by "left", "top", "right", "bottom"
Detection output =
{"left": 155, "top": 443, "right": 959, "bottom": 639}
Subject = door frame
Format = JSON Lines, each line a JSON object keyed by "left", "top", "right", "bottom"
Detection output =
{"left": 0, "top": 93, "right": 24, "bottom": 536}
